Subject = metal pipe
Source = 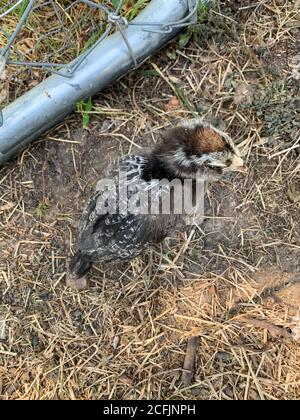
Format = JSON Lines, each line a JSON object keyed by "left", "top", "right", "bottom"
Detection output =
{"left": 0, "top": 0, "right": 203, "bottom": 164}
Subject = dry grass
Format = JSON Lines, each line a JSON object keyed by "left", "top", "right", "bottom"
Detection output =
{"left": 0, "top": 0, "right": 149, "bottom": 103}
{"left": 0, "top": 0, "right": 300, "bottom": 400}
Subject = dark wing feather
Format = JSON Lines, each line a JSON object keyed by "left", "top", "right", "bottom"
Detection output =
{"left": 77, "top": 155, "right": 181, "bottom": 262}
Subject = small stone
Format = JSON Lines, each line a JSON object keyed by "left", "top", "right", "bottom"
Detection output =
{"left": 113, "top": 335, "right": 120, "bottom": 349}
{"left": 31, "top": 334, "right": 40, "bottom": 352}
{"left": 5, "top": 383, "right": 19, "bottom": 395}
{"left": 287, "top": 187, "right": 300, "bottom": 204}
{"left": 118, "top": 374, "right": 132, "bottom": 386}
{"left": 215, "top": 351, "right": 233, "bottom": 363}
{"left": 165, "top": 96, "right": 180, "bottom": 112}
{"left": 100, "top": 120, "right": 112, "bottom": 132}
{"left": 66, "top": 274, "right": 90, "bottom": 290}
{"left": 234, "top": 82, "right": 253, "bottom": 106}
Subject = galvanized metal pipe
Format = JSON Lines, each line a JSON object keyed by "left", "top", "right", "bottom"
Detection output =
{"left": 0, "top": 0, "right": 201, "bottom": 164}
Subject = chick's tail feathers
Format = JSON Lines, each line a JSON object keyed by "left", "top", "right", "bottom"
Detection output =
{"left": 69, "top": 250, "right": 92, "bottom": 278}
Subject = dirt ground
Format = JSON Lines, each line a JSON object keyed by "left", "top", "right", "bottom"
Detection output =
{"left": 1, "top": 0, "right": 300, "bottom": 400}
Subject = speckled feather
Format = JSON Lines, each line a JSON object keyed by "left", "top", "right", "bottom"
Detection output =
{"left": 77, "top": 155, "right": 180, "bottom": 263}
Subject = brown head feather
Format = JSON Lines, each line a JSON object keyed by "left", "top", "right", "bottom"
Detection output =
{"left": 192, "top": 127, "right": 226, "bottom": 154}
{"left": 148, "top": 121, "right": 244, "bottom": 179}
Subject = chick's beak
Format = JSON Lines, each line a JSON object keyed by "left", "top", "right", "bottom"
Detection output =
{"left": 226, "top": 155, "right": 248, "bottom": 173}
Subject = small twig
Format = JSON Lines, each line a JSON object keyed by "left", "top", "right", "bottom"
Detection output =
{"left": 182, "top": 336, "right": 200, "bottom": 387}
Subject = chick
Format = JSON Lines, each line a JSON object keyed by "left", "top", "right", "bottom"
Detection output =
{"left": 69, "top": 119, "right": 245, "bottom": 287}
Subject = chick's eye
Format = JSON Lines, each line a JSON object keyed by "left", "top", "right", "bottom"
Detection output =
{"left": 225, "top": 159, "right": 232, "bottom": 167}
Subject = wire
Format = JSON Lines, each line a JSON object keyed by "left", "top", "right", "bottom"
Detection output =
{"left": 0, "top": 0, "right": 206, "bottom": 126}
{"left": 0, "top": 0, "right": 25, "bottom": 19}
{"left": 2, "top": 0, "right": 36, "bottom": 57}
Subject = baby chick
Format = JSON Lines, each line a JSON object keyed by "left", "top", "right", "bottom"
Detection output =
{"left": 69, "top": 119, "right": 245, "bottom": 288}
